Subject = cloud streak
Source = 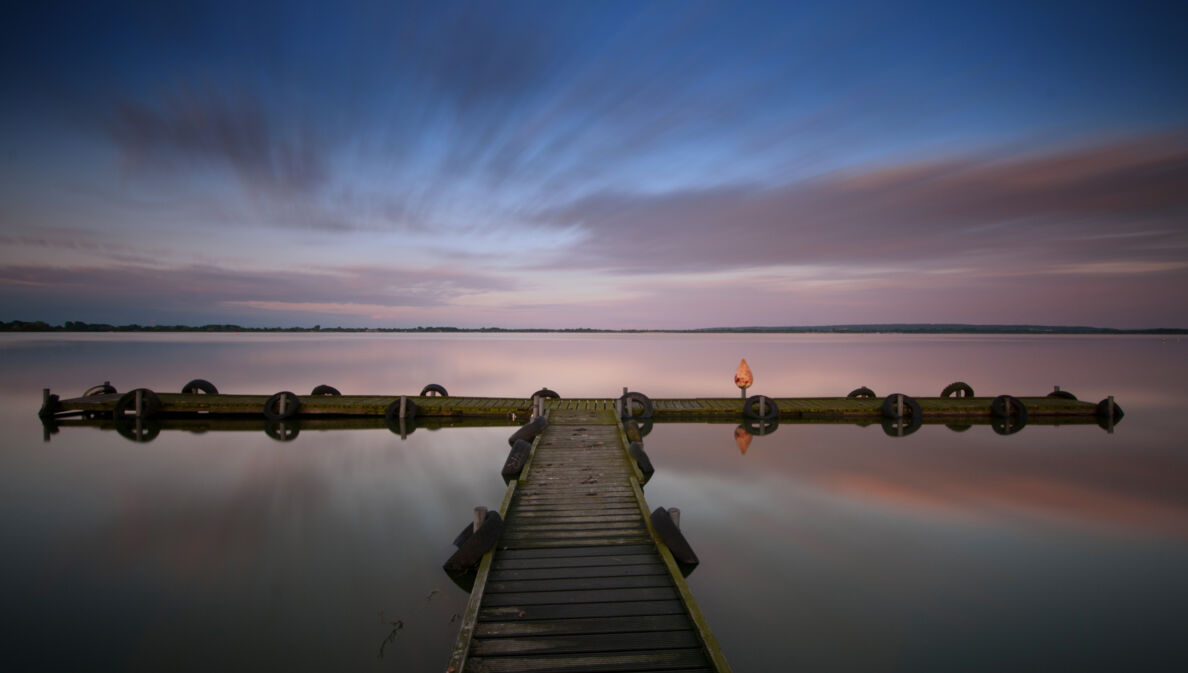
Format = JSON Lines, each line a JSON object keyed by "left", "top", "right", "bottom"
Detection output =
{"left": 107, "top": 85, "right": 328, "bottom": 198}
{"left": 539, "top": 132, "right": 1188, "bottom": 275}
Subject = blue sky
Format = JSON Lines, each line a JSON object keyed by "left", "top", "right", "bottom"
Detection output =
{"left": 1, "top": 0, "right": 1186, "bottom": 328}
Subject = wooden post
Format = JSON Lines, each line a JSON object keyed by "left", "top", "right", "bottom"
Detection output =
{"left": 759, "top": 396, "right": 766, "bottom": 419}
{"left": 42, "top": 388, "right": 49, "bottom": 408}
{"left": 1055, "top": 385, "right": 1061, "bottom": 393}
{"left": 896, "top": 394, "right": 903, "bottom": 420}
{"left": 669, "top": 507, "right": 680, "bottom": 530}
{"left": 135, "top": 388, "right": 144, "bottom": 418}
{"left": 473, "top": 506, "right": 487, "bottom": 533}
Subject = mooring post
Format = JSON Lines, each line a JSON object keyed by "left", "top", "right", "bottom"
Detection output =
{"left": 42, "top": 388, "right": 50, "bottom": 408}
{"left": 473, "top": 506, "right": 487, "bottom": 533}
{"left": 614, "top": 398, "right": 621, "bottom": 418}
{"left": 1055, "top": 385, "right": 1061, "bottom": 393}
{"left": 669, "top": 507, "right": 681, "bottom": 530}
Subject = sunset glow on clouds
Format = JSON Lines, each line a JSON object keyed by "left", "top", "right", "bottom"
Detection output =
{"left": 1, "top": 1, "right": 1185, "bottom": 328}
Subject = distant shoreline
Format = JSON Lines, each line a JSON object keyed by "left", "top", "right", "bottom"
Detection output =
{"left": 2, "top": 320, "right": 1184, "bottom": 335}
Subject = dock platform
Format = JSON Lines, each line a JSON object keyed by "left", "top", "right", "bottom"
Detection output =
{"left": 44, "top": 390, "right": 1108, "bottom": 422}
{"left": 448, "top": 404, "right": 730, "bottom": 673}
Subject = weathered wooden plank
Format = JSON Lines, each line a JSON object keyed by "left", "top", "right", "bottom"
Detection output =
{"left": 471, "top": 629, "right": 701, "bottom": 656}
{"left": 488, "top": 563, "right": 667, "bottom": 581}
{"left": 481, "top": 587, "right": 678, "bottom": 607}
{"left": 503, "top": 523, "right": 645, "bottom": 534}
{"left": 479, "top": 600, "right": 688, "bottom": 621}
{"left": 473, "top": 614, "right": 693, "bottom": 638}
{"left": 504, "top": 515, "right": 643, "bottom": 524}
{"left": 492, "top": 554, "right": 662, "bottom": 571}
{"left": 464, "top": 648, "right": 710, "bottom": 672}
{"left": 501, "top": 537, "right": 654, "bottom": 549}
{"left": 486, "top": 574, "right": 673, "bottom": 594}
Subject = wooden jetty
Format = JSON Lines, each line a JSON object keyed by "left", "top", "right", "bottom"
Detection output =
{"left": 42, "top": 387, "right": 1113, "bottom": 423}
{"left": 447, "top": 404, "right": 730, "bottom": 673}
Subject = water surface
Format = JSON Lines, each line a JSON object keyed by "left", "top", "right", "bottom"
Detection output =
{"left": 2, "top": 333, "right": 1186, "bottom": 671}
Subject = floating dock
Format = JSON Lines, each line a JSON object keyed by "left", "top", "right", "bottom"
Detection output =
{"left": 41, "top": 387, "right": 1114, "bottom": 423}
{"left": 447, "top": 404, "right": 730, "bottom": 673}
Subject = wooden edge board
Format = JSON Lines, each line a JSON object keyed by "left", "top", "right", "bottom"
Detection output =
{"left": 448, "top": 422, "right": 536, "bottom": 672}
{"left": 630, "top": 479, "right": 733, "bottom": 673}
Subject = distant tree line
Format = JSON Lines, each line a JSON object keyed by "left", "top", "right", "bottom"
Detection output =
{"left": 0, "top": 320, "right": 1183, "bottom": 335}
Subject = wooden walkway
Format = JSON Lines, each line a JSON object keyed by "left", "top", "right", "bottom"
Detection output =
{"left": 46, "top": 391, "right": 1103, "bottom": 421}
{"left": 448, "top": 403, "right": 729, "bottom": 673}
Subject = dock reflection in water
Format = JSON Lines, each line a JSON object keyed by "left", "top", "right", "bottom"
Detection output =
{"left": 3, "top": 332, "right": 1187, "bottom": 672}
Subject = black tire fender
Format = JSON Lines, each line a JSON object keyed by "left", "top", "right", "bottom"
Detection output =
{"left": 420, "top": 383, "right": 448, "bottom": 397}
{"left": 620, "top": 391, "right": 654, "bottom": 419}
{"left": 311, "top": 384, "right": 341, "bottom": 396}
{"left": 990, "top": 395, "right": 1027, "bottom": 423}
{"left": 1096, "top": 398, "right": 1124, "bottom": 422}
{"left": 182, "top": 379, "right": 218, "bottom": 395}
{"left": 384, "top": 398, "right": 419, "bottom": 425}
{"left": 113, "top": 388, "right": 162, "bottom": 420}
{"left": 847, "top": 386, "right": 876, "bottom": 398}
{"left": 531, "top": 388, "right": 560, "bottom": 400}
{"left": 881, "top": 393, "right": 921, "bottom": 420}
{"left": 1047, "top": 390, "right": 1078, "bottom": 400}
{"left": 84, "top": 382, "right": 117, "bottom": 397}
{"left": 743, "top": 395, "right": 778, "bottom": 421}
{"left": 941, "top": 381, "right": 974, "bottom": 398}
{"left": 263, "top": 391, "right": 301, "bottom": 421}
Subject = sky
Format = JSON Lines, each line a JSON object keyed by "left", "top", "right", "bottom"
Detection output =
{"left": 1, "top": 0, "right": 1186, "bottom": 329}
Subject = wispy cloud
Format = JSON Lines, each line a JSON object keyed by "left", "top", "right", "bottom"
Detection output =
{"left": 107, "top": 85, "right": 328, "bottom": 198}
{"left": 538, "top": 132, "right": 1188, "bottom": 275}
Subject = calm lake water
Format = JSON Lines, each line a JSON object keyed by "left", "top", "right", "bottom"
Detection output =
{"left": 2, "top": 332, "right": 1187, "bottom": 672}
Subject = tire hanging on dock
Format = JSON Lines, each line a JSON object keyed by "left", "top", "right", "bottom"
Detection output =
{"left": 311, "top": 384, "right": 341, "bottom": 396}
{"left": 619, "top": 391, "right": 654, "bottom": 420}
{"left": 847, "top": 386, "right": 876, "bottom": 398}
{"left": 262, "top": 391, "right": 301, "bottom": 421}
{"left": 940, "top": 381, "right": 974, "bottom": 398}
{"left": 880, "top": 393, "right": 921, "bottom": 421}
{"left": 83, "top": 382, "right": 117, "bottom": 397}
{"left": 743, "top": 395, "right": 778, "bottom": 421}
{"left": 181, "top": 379, "right": 218, "bottom": 395}
{"left": 1095, "top": 398, "right": 1124, "bottom": 423}
{"left": 420, "top": 383, "right": 448, "bottom": 397}
{"left": 990, "top": 395, "right": 1027, "bottom": 423}
{"left": 113, "top": 388, "right": 162, "bottom": 420}
{"left": 384, "top": 398, "right": 419, "bottom": 424}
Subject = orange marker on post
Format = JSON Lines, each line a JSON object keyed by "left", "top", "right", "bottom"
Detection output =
{"left": 734, "top": 358, "right": 753, "bottom": 400}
